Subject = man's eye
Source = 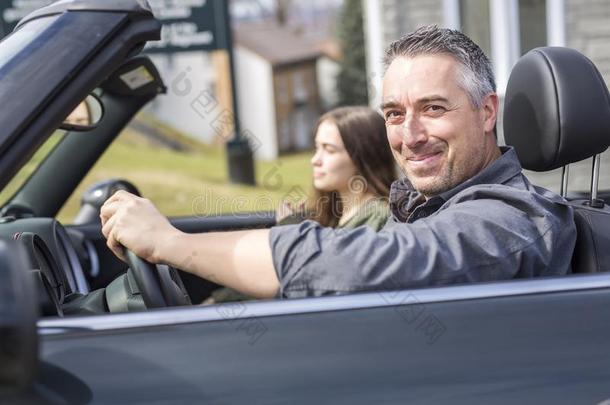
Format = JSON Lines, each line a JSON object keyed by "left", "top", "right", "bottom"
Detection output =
{"left": 425, "top": 105, "right": 446, "bottom": 114}
{"left": 384, "top": 110, "right": 402, "bottom": 121}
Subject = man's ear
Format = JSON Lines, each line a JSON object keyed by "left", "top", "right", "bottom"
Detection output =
{"left": 482, "top": 93, "right": 498, "bottom": 134}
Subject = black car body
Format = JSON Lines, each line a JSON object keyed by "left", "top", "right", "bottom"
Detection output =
{"left": 1, "top": 1, "right": 610, "bottom": 404}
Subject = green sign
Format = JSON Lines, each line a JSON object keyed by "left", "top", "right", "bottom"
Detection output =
{"left": 145, "top": 0, "right": 227, "bottom": 53}
{"left": 0, "top": 0, "right": 228, "bottom": 52}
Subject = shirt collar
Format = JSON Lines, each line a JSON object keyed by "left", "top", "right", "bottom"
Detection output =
{"left": 389, "top": 146, "right": 522, "bottom": 220}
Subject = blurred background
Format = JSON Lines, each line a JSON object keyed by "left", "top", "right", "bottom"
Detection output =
{"left": 1, "top": 0, "right": 610, "bottom": 222}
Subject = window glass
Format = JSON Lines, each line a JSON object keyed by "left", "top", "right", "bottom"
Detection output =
{"left": 519, "top": 0, "right": 547, "bottom": 54}
{"left": 0, "top": 131, "right": 65, "bottom": 208}
{"left": 460, "top": 0, "right": 491, "bottom": 58}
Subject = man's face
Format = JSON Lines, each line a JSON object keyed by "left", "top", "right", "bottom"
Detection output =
{"left": 382, "top": 54, "right": 498, "bottom": 197}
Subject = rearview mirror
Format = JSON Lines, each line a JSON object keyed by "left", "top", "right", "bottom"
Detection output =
{"left": 59, "top": 93, "right": 104, "bottom": 131}
{"left": 0, "top": 239, "right": 38, "bottom": 392}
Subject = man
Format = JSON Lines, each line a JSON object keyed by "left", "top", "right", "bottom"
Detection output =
{"left": 100, "top": 26, "right": 576, "bottom": 299}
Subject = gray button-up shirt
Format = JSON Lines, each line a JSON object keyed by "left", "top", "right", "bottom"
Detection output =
{"left": 269, "top": 147, "right": 576, "bottom": 298}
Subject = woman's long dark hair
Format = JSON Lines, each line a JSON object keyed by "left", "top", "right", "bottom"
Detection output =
{"left": 308, "top": 106, "right": 395, "bottom": 227}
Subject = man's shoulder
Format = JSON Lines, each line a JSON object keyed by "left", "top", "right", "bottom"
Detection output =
{"left": 436, "top": 177, "right": 574, "bottom": 234}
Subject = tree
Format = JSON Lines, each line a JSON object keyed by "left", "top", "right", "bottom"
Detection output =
{"left": 336, "top": 0, "right": 368, "bottom": 106}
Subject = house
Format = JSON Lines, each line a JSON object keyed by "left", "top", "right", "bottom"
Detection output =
{"left": 233, "top": 23, "right": 329, "bottom": 160}
{"left": 363, "top": 0, "right": 609, "bottom": 108}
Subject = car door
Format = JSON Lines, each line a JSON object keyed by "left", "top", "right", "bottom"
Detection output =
{"left": 10, "top": 272, "right": 609, "bottom": 404}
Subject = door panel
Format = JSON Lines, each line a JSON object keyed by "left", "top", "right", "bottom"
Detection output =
{"left": 29, "top": 287, "right": 610, "bottom": 404}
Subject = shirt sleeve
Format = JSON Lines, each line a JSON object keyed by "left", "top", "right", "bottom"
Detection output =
{"left": 269, "top": 190, "right": 575, "bottom": 298}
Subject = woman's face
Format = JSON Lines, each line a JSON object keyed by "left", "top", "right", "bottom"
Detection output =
{"left": 311, "top": 120, "right": 358, "bottom": 193}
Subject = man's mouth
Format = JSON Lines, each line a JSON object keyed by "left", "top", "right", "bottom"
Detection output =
{"left": 402, "top": 150, "right": 444, "bottom": 171}
{"left": 407, "top": 152, "right": 441, "bottom": 161}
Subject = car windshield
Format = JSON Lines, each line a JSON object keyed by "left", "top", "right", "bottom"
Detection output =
{"left": 0, "top": 16, "right": 58, "bottom": 72}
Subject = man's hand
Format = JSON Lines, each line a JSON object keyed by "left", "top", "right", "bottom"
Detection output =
{"left": 100, "top": 190, "right": 179, "bottom": 263}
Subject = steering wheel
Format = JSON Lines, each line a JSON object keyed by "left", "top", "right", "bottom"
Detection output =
{"left": 124, "top": 249, "right": 191, "bottom": 308}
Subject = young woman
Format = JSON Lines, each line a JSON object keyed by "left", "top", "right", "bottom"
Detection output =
{"left": 280, "top": 105, "right": 396, "bottom": 231}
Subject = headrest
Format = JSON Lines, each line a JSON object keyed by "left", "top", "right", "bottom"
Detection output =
{"left": 504, "top": 47, "right": 610, "bottom": 171}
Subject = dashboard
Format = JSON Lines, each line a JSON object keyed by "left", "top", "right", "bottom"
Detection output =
{"left": 0, "top": 217, "right": 92, "bottom": 316}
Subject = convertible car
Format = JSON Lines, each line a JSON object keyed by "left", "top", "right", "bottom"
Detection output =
{"left": 2, "top": 1, "right": 610, "bottom": 403}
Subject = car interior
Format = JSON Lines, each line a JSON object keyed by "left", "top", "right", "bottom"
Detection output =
{"left": 0, "top": 1, "right": 609, "bottom": 319}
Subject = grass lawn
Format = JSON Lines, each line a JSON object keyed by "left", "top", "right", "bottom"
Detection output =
{"left": 1, "top": 127, "right": 314, "bottom": 224}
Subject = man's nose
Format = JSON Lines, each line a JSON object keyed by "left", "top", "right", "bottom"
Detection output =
{"left": 400, "top": 114, "right": 428, "bottom": 148}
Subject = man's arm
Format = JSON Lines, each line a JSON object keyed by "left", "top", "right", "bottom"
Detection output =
{"left": 270, "top": 191, "right": 575, "bottom": 297}
{"left": 100, "top": 190, "right": 279, "bottom": 299}
{"left": 162, "top": 229, "right": 279, "bottom": 298}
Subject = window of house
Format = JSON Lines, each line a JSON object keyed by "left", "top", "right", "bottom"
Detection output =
{"left": 292, "top": 70, "right": 308, "bottom": 105}
{"left": 519, "top": 0, "right": 547, "bottom": 55}
{"left": 459, "top": 0, "right": 492, "bottom": 58}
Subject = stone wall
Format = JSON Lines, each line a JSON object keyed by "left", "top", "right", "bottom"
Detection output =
{"left": 380, "top": 0, "right": 444, "bottom": 47}
{"left": 563, "top": 0, "right": 610, "bottom": 191}
{"left": 566, "top": 0, "right": 610, "bottom": 86}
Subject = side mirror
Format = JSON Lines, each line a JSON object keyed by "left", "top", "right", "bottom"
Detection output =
{"left": 0, "top": 239, "right": 38, "bottom": 392}
{"left": 59, "top": 93, "right": 104, "bottom": 131}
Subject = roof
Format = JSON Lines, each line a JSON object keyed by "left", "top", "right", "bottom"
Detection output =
{"left": 234, "top": 22, "right": 326, "bottom": 66}
{"left": 316, "top": 39, "right": 342, "bottom": 62}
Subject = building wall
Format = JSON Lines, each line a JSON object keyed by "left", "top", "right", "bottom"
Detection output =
{"left": 316, "top": 56, "right": 340, "bottom": 110}
{"left": 380, "top": 0, "right": 444, "bottom": 46}
{"left": 234, "top": 47, "right": 278, "bottom": 160}
{"left": 562, "top": 1, "right": 610, "bottom": 192}
{"left": 372, "top": 0, "right": 610, "bottom": 87}
{"left": 211, "top": 50, "right": 236, "bottom": 143}
{"left": 146, "top": 52, "right": 217, "bottom": 143}
{"left": 565, "top": 0, "right": 610, "bottom": 86}
{"left": 364, "top": 0, "right": 445, "bottom": 108}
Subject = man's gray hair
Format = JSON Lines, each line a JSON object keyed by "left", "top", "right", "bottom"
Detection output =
{"left": 383, "top": 25, "right": 496, "bottom": 109}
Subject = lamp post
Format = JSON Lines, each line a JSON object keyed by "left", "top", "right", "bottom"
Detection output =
{"left": 219, "top": 0, "right": 255, "bottom": 185}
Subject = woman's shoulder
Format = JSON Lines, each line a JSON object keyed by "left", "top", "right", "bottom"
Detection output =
{"left": 340, "top": 198, "right": 389, "bottom": 231}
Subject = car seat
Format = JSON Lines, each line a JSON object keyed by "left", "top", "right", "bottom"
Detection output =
{"left": 504, "top": 46, "right": 610, "bottom": 273}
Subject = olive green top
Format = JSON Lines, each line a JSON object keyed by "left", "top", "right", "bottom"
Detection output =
{"left": 278, "top": 198, "right": 390, "bottom": 231}
{"left": 338, "top": 198, "right": 389, "bottom": 231}
{"left": 207, "top": 199, "right": 390, "bottom": 304}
